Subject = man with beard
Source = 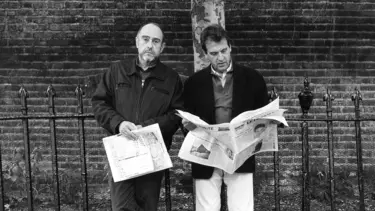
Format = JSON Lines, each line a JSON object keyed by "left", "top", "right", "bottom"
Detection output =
{"left": 92, "top": 23, "right": 183, "bottom": 211}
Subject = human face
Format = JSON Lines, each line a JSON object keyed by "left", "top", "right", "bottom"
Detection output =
{"left": 254, "top": 126, "right": 266, "bottom": 138}
{"left": 205, "top": 38, "right": 232, "bottom": 73}
{"left": 136, "top": 24, "right": 165, "bottom": 63}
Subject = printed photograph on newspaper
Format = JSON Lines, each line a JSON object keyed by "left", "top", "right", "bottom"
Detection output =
{"left": 102, "top": 123, "right": 172, "bottom": 182}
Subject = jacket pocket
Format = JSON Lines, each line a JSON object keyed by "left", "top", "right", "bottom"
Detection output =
{"left": 151, "top": 86, "right": 169, "bottom": 95}
{"left": 116, "top": 82, "right": 131, "bottom": 89}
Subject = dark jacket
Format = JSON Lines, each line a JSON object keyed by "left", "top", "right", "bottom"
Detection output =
{"left": 92, "top": 58, "right": 183, "bottom": 149}
{"left": 183, "top": 63, "right": 269, "bottom": 179}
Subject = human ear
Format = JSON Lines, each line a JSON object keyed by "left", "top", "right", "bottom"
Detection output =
{"left": 160, "top": 42, "right": 166, "bottom": 53}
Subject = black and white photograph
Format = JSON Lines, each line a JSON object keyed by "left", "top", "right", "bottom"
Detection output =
{"left": 0, "top": 0, "right": 374, "bottom": 210}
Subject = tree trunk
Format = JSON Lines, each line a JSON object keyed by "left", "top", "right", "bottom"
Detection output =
{"left": 191, "top": 0, "right": 225, "bottom": 72}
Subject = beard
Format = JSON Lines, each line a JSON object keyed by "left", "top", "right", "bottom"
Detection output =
{"left": 140, "top": 50, "right": 157, "bottom": 63}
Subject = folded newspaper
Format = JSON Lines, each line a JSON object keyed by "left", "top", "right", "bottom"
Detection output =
{"left": 177, "top": 98, "right": 288, "bottom": 174}
{"left": 102, "top": 124, "right": 172, "bottom": 182}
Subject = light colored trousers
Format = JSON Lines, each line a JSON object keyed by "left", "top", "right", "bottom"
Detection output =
{"left": 195, "top": 168, "right": 254, "bottom": 211}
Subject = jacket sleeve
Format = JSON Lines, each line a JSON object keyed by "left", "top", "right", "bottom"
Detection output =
{"left": 139, "top": 74, "right": 184, "bottom": 148}
{"left": 91, "top": 66, "right": 125, "bottom": 135}
{"left": 180, "top": 76, "right": 193, "bottom": 135}
{"left": 182, "top": 76, "right": 194, "bottom": 114}
{"left": 256, "top": 71, "right": 269, "bottom": 108}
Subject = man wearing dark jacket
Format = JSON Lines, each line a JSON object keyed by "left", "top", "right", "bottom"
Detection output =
{"left": 92, "top": 23, "right": 183, "bottom": 211}
{"left": 183, "top": 24, "right": 269, "bottom": 211}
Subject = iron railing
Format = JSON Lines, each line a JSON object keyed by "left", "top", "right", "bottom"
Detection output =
{"left": 0, "top": 77, "right": 374, "bottom": 211}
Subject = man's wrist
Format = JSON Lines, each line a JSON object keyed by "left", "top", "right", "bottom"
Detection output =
{"left": 115, "top": 122, "right": 121, "bottom": 134}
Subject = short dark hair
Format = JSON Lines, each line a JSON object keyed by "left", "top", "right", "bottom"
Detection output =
{"left": 200, "top": 24, "right": 232, "bottom": 53}
{"left": 136, "top": 22, "right": 165, "bottom": 42}
{"left": 254, "top": 124, "right": 266, "bottom": 131}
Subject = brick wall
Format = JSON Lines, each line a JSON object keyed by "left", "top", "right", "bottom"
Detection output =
{"left": 0, "top": 0, "right": 374, "bottom": 210}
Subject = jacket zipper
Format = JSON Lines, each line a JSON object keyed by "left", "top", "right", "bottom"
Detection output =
{"left": 135, "top": 77, "right": 149, "bottom": 124}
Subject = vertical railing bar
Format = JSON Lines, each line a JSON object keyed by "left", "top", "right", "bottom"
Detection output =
{"left": 193, "top": 177, "right": 196, "bottom": 211}
{"left": 75, "top": 85, "right": 89, "bottom": 211}
{"left": 19, "top": 86, "right": 34, "bottom": 211}
{"left": 164, "top": 169, "right": 171, "bottom": 211}
{"left": 46, "top": 85, "right": 61, "bottom": 211}
{"left": 180, "top": 123, "right": 196, "bottom": 211}
{"left": 220, "top": 183, "right": 228, "bottom": 211}
{"left": 269, "top": 87, "right": 280, "bottom": 211}
{"left": 0, "top": 134, "right": 4, "bottom": 211}
{"left": 273, "top": 151, "right": 280, "bottom": 211}
{"left": 323, "top": 88, "right": 335, "bottom": 210}
{"left": 301, "top": 121, "right": 310, "bottom": 211}
{"left": 298, "top": 78, "right": 313, "bottom": 211}
{"left": 351, "top": 89, "right": 365, "bottom": 211}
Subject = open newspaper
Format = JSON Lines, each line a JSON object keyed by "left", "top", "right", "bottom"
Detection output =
{"left": 102, "top": 124, "right": 172, "bottom": 182}
{"left": 177, "top": 98, "right": 288, "bottom": 174}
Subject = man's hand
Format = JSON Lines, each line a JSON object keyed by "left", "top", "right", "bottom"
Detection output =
{"left": 119, "top": 121, "right": 138, "bottom": 140}
{"left": 182, "top": 119, "right": 197, "bottom": 131}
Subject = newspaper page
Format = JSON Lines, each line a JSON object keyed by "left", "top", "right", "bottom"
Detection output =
{"left": 177, "top": 98, "right": 288, "bottom": 173}
{"left": 103, "top": 123, "right": 173, "bottom": 182}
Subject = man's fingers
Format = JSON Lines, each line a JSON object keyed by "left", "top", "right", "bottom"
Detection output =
{"left": 120, "top": 125, "right": 130, "bottom": 134}
{"left": 120, "top": 129, "right": 129, "bottom": 136}
{"left": 119, "top": 121, "right": 137, "bottom": 134}
{"left": 120, "top": 126, "right": 133, "bottom": 135}
{"left": 118, "top": 121, "right": 140, "bottom": 140}
{"left": 128, "top": 123, "right": 137, "bottom": 130}
{"left": 129, "top": 132, "right": 138, "bottom": 140}
{"left": 121, "top": 130, "right": 138, "bottom": 140}
{"left": 122, "top": 124, "right": 136, "bottom": 132}
{"left": 181, "top": 119, "right": 189, "bottom": 124}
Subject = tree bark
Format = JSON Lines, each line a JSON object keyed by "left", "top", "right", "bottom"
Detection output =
{"left": 191, "top": 0, "right": 225, "bottom": 72}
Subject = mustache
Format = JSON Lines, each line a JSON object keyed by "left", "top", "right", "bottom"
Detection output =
{"left": 142, "top": 50, "right": 154, "bottom": 55}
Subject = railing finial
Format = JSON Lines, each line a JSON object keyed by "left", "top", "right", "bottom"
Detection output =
{"left": 269, "top": 87, "right": 279, "bottom": 102}
{"left": 46, "top": 85, "right": 56, "bottom": 115}
{"left": 46, "top": 84, "right": 56, "bottom": 97}
{"left": 19, "top": 86, "right": 29, "bottom": 115}
{"left": 75, "top": 84, "right": 84, "bottom": 114}
{"left": 351, "top": 88, "right": 362, "bottom": 109}
{"left": 323, "top": 88, "right": 335, "bottom": 103}
{"left": 298, "top": 77, "right": 313, "bottom": 116}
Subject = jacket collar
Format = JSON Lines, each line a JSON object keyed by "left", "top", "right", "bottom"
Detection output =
{"left": 125, "top": 57, "right": 166, "bottom": 81}
{"left": 199, "top": 66, "right": 216, "bottom": 124}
